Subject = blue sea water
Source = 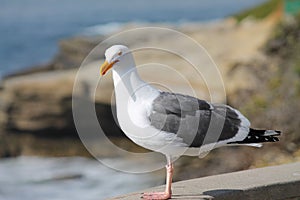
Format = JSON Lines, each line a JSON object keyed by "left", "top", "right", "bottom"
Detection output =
{"left": 0, "top": 0, "right": 267, "bottom": 78}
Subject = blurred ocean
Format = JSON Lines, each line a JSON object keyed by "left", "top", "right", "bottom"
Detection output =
{"left": 0, "top": 156, "right": 161, "bottom": 200}
{"left": 0, "top": 0, "right": 267, "bottom": 78}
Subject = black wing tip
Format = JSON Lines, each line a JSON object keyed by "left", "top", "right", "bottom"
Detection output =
{"left": 250, "top": 128, "right": 282, "bottom": 136}
{"left": 269, "top": 130, "right": 281, "bottom": 136}
{"left": 228, "top": 135, "right": 280, "bottom": 144}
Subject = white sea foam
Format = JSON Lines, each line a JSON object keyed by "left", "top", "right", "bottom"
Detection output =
{"left": 0, "top": 156, "right": 160, "bottom": 200}
{"left": 82, "top": 22, "right": 124, "bottom": 36}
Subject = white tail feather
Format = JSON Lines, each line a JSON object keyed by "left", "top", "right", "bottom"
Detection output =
{"left": 227, "top": 143, "right": 263, "bottom": 148}
{"left": 243, "top": 143, "right": 263, "bottom": 148}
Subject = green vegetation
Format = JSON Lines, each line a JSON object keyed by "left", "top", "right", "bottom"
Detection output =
{"left": 234, "top": 0, "right": 282, "bottom": 22}
{"left": 239, "top": 94, "right": 269, "bottom": 118}
{"left": 268, "top": 76, "right": 282, "bottom": 90}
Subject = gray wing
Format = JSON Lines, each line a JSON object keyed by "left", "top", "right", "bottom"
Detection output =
{"left": 149, "top": 92, "right": 242, "bottom": 147}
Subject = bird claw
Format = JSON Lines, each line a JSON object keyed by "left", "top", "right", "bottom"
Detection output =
{"left": 141, "top": 192, "right": 171, "bottom": 199}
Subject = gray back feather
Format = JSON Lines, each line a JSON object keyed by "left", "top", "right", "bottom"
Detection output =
{"left": 149, "top": 92, "right": 241, "bottom": 147}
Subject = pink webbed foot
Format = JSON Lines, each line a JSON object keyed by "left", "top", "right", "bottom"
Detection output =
{"left": 141, "top": 192, "right": 171, "bottom": 200}
{"left": 141, "top": 160, "right": 173, "bottom": 199}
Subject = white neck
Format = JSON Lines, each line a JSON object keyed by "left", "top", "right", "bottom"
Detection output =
{"left": 111, "top": 60, "right": 160, "bottom": 130}
{"left": 112, "top": 65, "right": 145, "bottom": 102}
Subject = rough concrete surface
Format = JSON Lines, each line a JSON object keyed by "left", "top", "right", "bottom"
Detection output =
{"left": 110, "top": 162, "right": 300, "bottom": 200}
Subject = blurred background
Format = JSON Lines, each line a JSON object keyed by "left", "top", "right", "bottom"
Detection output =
{"left": 1, "top": 0, "right": 300, "bottom": 199}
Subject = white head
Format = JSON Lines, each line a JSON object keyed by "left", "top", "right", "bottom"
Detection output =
{"left": 100, "top": 45, "right": 135, "bottom": 76}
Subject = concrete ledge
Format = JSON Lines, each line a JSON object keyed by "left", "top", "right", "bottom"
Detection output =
{"left": 110, "top": 162, "right": 300, "bottom": 200}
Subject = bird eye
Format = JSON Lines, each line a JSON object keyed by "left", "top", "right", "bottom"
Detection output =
{"left": 118, "top": 51, "right": 122, "bottom": 56}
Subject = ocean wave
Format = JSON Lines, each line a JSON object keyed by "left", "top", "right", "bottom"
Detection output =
{"left": 82, "top": 22, "right": 124, "bottom": 36}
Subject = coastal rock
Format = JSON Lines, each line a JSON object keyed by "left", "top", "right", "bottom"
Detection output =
{"left": 0, "top": 65, "right": 124, "bottom": 137}
{"left": 1, "top": 70, "right": 74, "bottom": 134}
{"left": 0, "top": 19, "right": 276, "bottom": 138}
{"left": 51, "top": 36, "right": 104, "bottom": 70}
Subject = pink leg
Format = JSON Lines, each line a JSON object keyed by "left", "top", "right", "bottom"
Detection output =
{"left": 142, "top": 163, "right": 174, "bottom": 199}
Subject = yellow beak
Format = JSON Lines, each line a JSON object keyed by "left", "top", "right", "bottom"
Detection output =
{"left": 100, "top": 60, "right": 118, "bottom": 76}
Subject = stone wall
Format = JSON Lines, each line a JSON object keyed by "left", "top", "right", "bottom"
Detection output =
{"left": 109, "top": 162, "right": 300, "bottom": 200}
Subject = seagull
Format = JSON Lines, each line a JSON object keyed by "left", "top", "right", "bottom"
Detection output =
{"left": 99, "top": 45, "right": 281, "bottom": 200}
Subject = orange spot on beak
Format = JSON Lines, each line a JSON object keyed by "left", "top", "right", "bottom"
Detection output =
{"left": 100, "top": 60, "right": 118, "bottom": 76}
